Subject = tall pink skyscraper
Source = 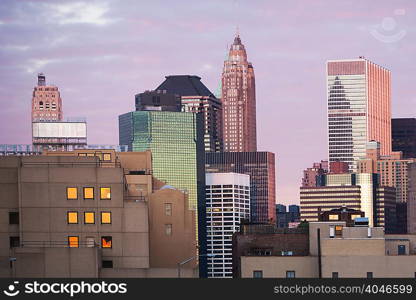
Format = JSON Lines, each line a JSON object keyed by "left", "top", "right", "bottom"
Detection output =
{"left": 31, "top": 73, "right": 63, "bottom": 122}
{"left": 327, "top": 57, "right": 392, "bottom": 171}
{"left": 221, "top": 33, "right": 257, "bottom": 152}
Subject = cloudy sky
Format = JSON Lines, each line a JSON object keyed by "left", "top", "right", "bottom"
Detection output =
{"left": 0, "top": 0, "right": 415, "bottom": 205}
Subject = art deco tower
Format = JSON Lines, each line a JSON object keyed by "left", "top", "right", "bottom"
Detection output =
{"left": 221, "top": 33, "right": 257, "bottom": 152}
{"left": 31, "top": 73, "right": 63, "bottom": 122}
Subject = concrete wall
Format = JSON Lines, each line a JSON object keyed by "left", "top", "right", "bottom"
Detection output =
{"left": 241, "top": 256, "right": 318, "bottom": 278}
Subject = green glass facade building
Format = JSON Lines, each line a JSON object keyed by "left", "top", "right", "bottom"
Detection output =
{"left": 118, "top": 110, "right": 207, "bottom": 276}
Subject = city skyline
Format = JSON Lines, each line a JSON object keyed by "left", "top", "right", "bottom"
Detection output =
{"left": 1, "top": 0, "right": 415, "bottom": 205}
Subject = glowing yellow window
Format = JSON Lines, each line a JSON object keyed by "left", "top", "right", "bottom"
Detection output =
{"left": 351, "top": 214, "right": 361, "bottom": 220}
{"left": 86, "top": 153, "right": 95, "bottom": 157}
{"left": 78, "top": 153, "right": 87, "bottom": 157}
{"left": 100, "top": 188, "right": 111, "bottom": 200}
{"left": 328, "top": 214, "right": 339, "bottom": 220}
{"left": 103, "top": 153, "right": 111, "bottom": 161}
{"left": 84, "top": 212, "right": 95, "bottom": 224}
{"left": 67, "top": 212, "right": 78, "bottom": 224}
{"left": 101, "top": 212, "right": 111, "bottom": 224}
{"left": 83, "top": 187, "right": 94, "bottom": 200}
{"left": 68, "top": 236, "right": 79, "bottom": 248}
{"left": 101, "top": 236, "right": 112, "bottom": 248}
{"left": 67, "top": 187, "right": 78, "bottom": 200}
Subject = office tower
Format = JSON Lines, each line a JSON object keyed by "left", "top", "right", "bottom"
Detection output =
{"left": 327, "top": 58, "right": 391, "bottom": 171}
{"left": 288, "top": 205, "right": 300, "bottom": 214}
{"left": 221, "top": 33, "right": 257, "bottom": 152}
{"left": 408, "top": 163, "right": 416, "bottom": 234}
{"left": 31, "top": 73, "right": 63, "bottom": 122}
{"left": 135, "top": 90, "right": 182, "bottom": 112}
{"left": 301, "top": 160, "right": 328, "bottom": 187}
{"left": 206, "top": 152, "right": 276, "bottom": 224}
{"left": 156, "top": 75, "right": 223, "bottom": 152}
{"left": 119, "top": 110, "right": 207, "bottom": 276}
{"left": 300, "top": 173, "right": 396, "bottom": 231}
{"left": 0, "top": 152, "right": 198, "bottom": 278}
{"left": 205, "top": 173, "right": 250, "bottom": 278}
{"left": 276, "top": 204, "right": 287, "bottom": 213}
{"left": 392, "top": 118, "right": 416, "bottom": 159}
{"left": 357, "top": 141, "right": 416, "bottom": 203}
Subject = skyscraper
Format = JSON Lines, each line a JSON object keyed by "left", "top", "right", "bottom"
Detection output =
{"left": 205, "top": 172, "right": 250, "bottom": 278}
{"left": 301, "top": 160, "right": 328, "bottom": 187}
{"left": 327, "top": 58, "right": 391, "bottom": 171}
{"left": 206, "top": 152, "right": 275, "bottom": 224}
{"left": 392, "top": 118, "right": 416, "bottom": 159}
{"left": 156, "top": 75, "right": 223, "bottom": 152}
{"left": 221, "top": 33, "right": 257, "bottom": 152}
{"left": 31, "top": 73, "right": 63, "bottom": 122}
{"left": 118, "top": 110, "right": 207, "bottom": 276}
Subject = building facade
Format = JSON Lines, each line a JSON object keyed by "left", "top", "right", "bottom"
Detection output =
{"left": 221, "top": 34, "right": 257, "bottom": 152}
{"left": 392, "top": 118, "right": 416, "bottom": 159}
{"left": 0, "top": 153, "right": 198, "bottom": 278}
{"left": 357, "top": 141, "right": 416, "bottom": 204}
{"left": 206, "top": 152, "right": 276, "bottom": 224}
{"left": 300, "top": 173, "right": 396, "bottom": 231}
{"left": 236, "top": 222, "right": 416, "bottom": 278}
{"left": 156, "top": 75, "right": 223, "bottom": 152}
{"left": 327, "top": 58, "right": 391, "bottom": 171}
{"left": 205, "top": 173, "right": 250, "bottom": 277}
{"left": 135, "top": 90, "right": 182, "bottom": 112}
{"left": 301, "top": 160, "right": 328, "bottom": 187}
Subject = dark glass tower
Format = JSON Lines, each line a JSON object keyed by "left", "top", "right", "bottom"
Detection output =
{"left": 392, "top": 118, "right": 416, "bottom": 159}
{"left": 205, "top": 152, "right": 276, "bottom": 224}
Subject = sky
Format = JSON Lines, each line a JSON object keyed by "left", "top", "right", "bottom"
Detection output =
{"left": 0, "top": 0, "right": 415, "bottom": 205}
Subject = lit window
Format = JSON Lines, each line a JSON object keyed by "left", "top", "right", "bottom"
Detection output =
{"left": 67, "top": 212, "right": 78, "bottom": 224}
{"left": 165, "top": 224, "right": 172, "bottom": 236}
{"left": 68, "top": 236, "right": 79, "bottom": 248}
{"left": 351, "top": 214, "right": 361, "bottom": 220}
{"left": 165, "top": 203, "right": 172, "bottom": 216}
{"left": 78, "top": 153, "right": 87, "bottom": 157}
{"left": 328, "top": 214, "right": 339, "bottom": 220}
{"left": 84, "top": 212, "right": 95, "bottom": 224}
{"left": 101, "top": 236, "right": 112, "bottom": 248}
{"left": 101, "top": 212, "right": 111, "bottom": 224}
{"left": 335, "top": 225, "right": 343, "bottom": 236}
{"left": 103, "top": 153, "right": 111, "bottom": 161}
{"left": 83, "top": 187, "right": 94, "bottom": 200}
{"left": 100, "top": 188, "right": 111, "bottom": 200}
{"left": 67, "top": 187, "right": 78, "bottom": 200}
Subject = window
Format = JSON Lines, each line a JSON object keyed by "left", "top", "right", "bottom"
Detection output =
{"left": 286, "top": 271, "right": 296, "bottom": 278}
{"left": 83, "top": 187, "right": 94, "bottom": 200}
{"left": 67, "top": 187, "right": 78, "bottom": 200}
{"left": 102, "top": 260, "right": 113, "bottom": 268}
{"left": 101, "top": 236, "right": 112, "bottom": 248}
{"left": 165, "top": 203, "right": 172, "bottom": 216}
{"left": 332, "top": 272, "right": 339, "bottom": 278}
{"left": 68, "top": 236, "right": 79, "bottom": 248}
{"left": 100, "top": 187, "right": 111, "bottom": 200}
{"left": 67, "top": 212, "right": 78, "bottom": 224}
{"left": 95, "top": 151, "right": 103, "bottom": 160}
{"left": 103, "top": 153, "right": 111, "bottom": 161}
{"left": 165, "top": 224, "right": 172, "bottom": 236}
{"left": 9, "top": 212, "right": 19, "bottom": 225}
{"left": 101, "top": 212, "right": 111, "bottom": 224}
{"left": 84, "top": 212, "right": 95, "bottom": 224}
{"left": 253, "top": 270, "right": 263, "bottom": 278}
{"left": 328, "top": 214, "right": 339, "bottom": 220}
{"left": 351, "top": 214, "right": 361, "bottom": 220}
{"left": 9, "top": 236, "right": 20, "bottom": 248}
{"left": 398, "top": 245, "right": 406, "bottom": 255}
{"left": 335, "top": 225, "right": 343, "bottom": 237}
{"left": 367, "top": 272, "right": 373, "bottom": 278}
